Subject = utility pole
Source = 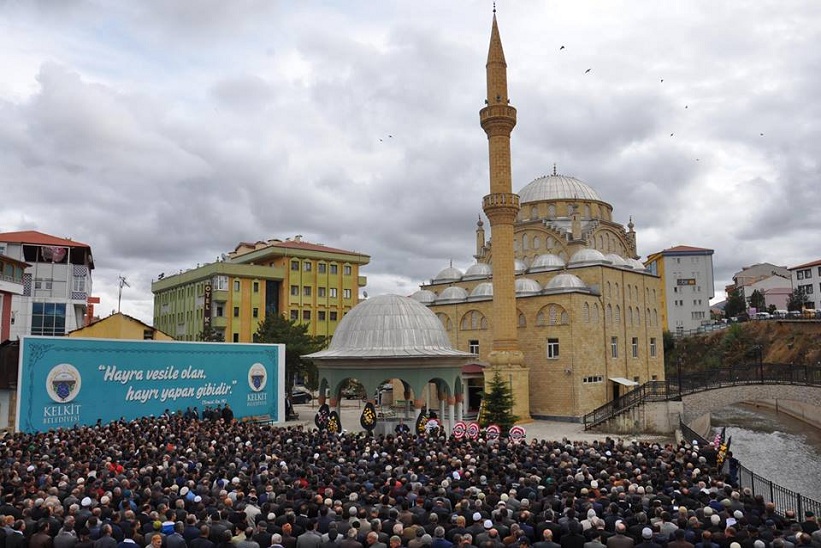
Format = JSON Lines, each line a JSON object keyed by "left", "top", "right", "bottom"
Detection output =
{"left": 117, "top": 275, "right": 130, "bottom": 313}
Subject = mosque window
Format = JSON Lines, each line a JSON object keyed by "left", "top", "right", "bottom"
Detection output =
{"left": 650, "top": 338, "right": 657, "bottom": 357}
{"left": 522, "top": 234, "right": 528, "bottom": 251}
{"left": 437, "top": 313, "right": 453, "bottom": 331}
{"left": 646, "top": 308, "right": 651, "bottom": 325}
{"left": 593, "top": 303, "right": 600, "bottom": 323}
{"left": 518, "top": 312, "right": 526, "bottom": 327}
{"left": 632, "top": 337, "right": 639, "bottom": 358}
{"left": 548, "top": 205, "right": 556, "bottom": 218}
{"left": 469, "top": 340, "right": 479, "bottom": 354}
{"left": 615, "top": 305, "right": 621, "bottom": 324}
{"left": 583, "top": 303, "right": 590, "bottom": 323}
{"left": 611, "top": 337, "right": 619, "bottom": 358}
{"left": 532, "top": 236, "right": 540, "bottom": 250}
{"left": 653, "top": 309, "right": 659, "bottom": 326}
{"left": 546, "top": 338, "right": 559, "bottom": 359}
{"left": 549, "top": 306, "right": 558, "bottom": 325}
{"left": 634, "top": 308, "right": 640, "bottom": 325}
{"left": 606, "top": 282, "right": 611, "bottom": 298}
{"left": 530, "top": 206, "right": 538, "bottom": 219}
{"left": 584, "top": 205, "right": 591, "bottom": 218}
{"left": 606, "top": 304, "right": 613, "bottom": 324}
{"left": 627, "top": 307, "right": 632, "bottom": 326}
{"left": 614, "top": 283, "right": 619, "bottom": 298}
{"left": 567, "top": 204, "right": 574, "bottom": 216}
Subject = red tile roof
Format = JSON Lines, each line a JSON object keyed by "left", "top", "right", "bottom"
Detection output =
{"left": 663, "top": 245, "right": 713, "bottom": 253}
{"left": 0, "top": 230, "right": 90, "bottom": 249}
{"left": 790, "top": 258, "right": 821, "bottom": 270}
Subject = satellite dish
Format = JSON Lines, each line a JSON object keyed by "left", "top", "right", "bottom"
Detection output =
{"left": 363, "top": 291, "right": 368, "bottom": 299}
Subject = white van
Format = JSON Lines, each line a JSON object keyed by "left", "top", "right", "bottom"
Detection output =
{"left": 755, "top": 312, "right": 771, "bottom": 320}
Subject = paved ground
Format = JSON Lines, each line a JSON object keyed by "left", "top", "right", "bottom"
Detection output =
{"left": 292, "top": 400, "right": 671, "bottom": 443}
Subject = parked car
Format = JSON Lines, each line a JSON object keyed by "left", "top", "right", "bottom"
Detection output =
{"left": 342, "top": 386, "right": 365, "bottom": 399}
{"left": 291, "top": 387, "right": 313, "bottom": 404}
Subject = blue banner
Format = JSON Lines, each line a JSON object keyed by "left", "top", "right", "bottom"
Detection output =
{"left": 16, "top": 337, "right": 284, "bottom": 432}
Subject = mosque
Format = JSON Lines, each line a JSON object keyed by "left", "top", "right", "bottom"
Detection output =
{"left": 308, "top": 13, "right": 665, "bottom": 426}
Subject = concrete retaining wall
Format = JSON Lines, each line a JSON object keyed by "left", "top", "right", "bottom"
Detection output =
{"left": 746, "top": 399, "right": 821, "bottom": 430}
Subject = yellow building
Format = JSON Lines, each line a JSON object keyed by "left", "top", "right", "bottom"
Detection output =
{"left": 411, "top": 14, "right": 665, "bottom": 421}
{"left": 68, "top": 312, "right": 173, "bottom": 340}
{"left": 152, "top": 236, "right": 370, "bottom": 342}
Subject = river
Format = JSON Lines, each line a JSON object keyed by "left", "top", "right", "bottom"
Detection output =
{"left": 710, "top": 404, "right": 821, "bottom": 499}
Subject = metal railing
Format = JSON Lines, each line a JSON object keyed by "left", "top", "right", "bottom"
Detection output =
{"left": 583, "top": 363, "right": 821, "bottom": 430}
{"left": 679, "top": 420, "right": 821, "bottom": 518}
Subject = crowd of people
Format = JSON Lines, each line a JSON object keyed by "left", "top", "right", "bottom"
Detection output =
{"left": 1, "top": 413, "right": 819, "bottom": 548}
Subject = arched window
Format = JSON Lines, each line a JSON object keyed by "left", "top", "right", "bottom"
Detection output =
{"left": 532, "top": 235, "right": 540, "bottom": 250}
{"left": 549, "top": 306, "right": 558, "bottom": 325}
{"left": 606, "top": 304, "right": 613, "bottom": 324}
{"left": 614, "top": 282, "right": 619, "bottom": 299}
{"left": 530, "top": 205, "right": 538, "bottom": 219}
{"left": 436, "top": 313, "right": 453, "bottom": 331}
{"left": 646, "top": 308, "right": 651, "bottom": 325}
{"left": 593, "top": 303, "right": 600, "bottom": 323}
{"left": 460, "top": 310, "right": 487, "bottom": 330}
{"left": 567, "top": 204, "right": 574, "bottom": 216}
{"left": 548, "top": 204, "right": 556, "bottom": 218}
{"left": 561, "top": 311, "right": 569, "bottom": 324}
{"left": 653, "top": 309, "right": 658, "bottom": 326}
{"left": 627, "top": 307, "right": 632, "bottom": 326}
{"left": 584, "top": 204, "right": 591, "bottom": 218}
{"left": 606, "top": 281, "right": 612, "bottom": 298}
{"left": 634, "top": 308, "right": 640, "bottom": 325}
{"left": 615, "top": 305, "right": 621, "bottom": 324}
{"left": 583, "top": 302, "right": 590, "bottom": 323}
{"left": 522, "top": 234, "right": 529, "bottom": 251}
{"left": 518, "top": 311, "right": 526, "bottom": 327}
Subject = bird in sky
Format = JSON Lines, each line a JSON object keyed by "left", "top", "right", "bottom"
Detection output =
{"left": 685, "top": 105, "right": 688, "bottom": 109}
{"left": 559, "top": 45, "right": 565, "bottom": 50}
{"left": 670, "top": 133, "right": 674, "bottom": 137}
{"left": 584, "top": 68, "right": 591, "bottom": 74}
{"left": 660, "top": 78, "right": 664, "bottom": 83}
{"left": 760, "top": 133, "right": 764, "bottom": 136}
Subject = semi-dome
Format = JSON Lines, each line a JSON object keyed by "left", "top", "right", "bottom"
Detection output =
{"left": 433, "top": 265, "right": 463, "bottom": 283}
{"left": 468, "top": 282, "right": 494, "bottom": 300}
{"left": 518, "top": 173, "right": 602, "bottom": 204}
{"left": 464, "top": 262, "right": 492, "bottom": 280}
{"left": 410, "top": 289, "right": 436, "bottom": 304}
{"left": 627, "top": 258, "right": 647, "bottom": 271}
{"left": 529, "top": 253, "right": 566, "bottom": 272}
{"left": 604, "top": 253, "right": 628, "bottom": 267}
{"left": 568, "top": 248, "right": 608, "bottom": 266}
{"left": 515, "top": 277, "right": 542, "bottom": 296}
{"left": 545, "top": 273, "right": 588, "bottom": 292}
{"left": 305, "top": 294, "right": 469, "bottom": 357}
{"left": 514, "top": 259, "right": 527, "bottom": 275}
{"left": 436, "top": 286, "right": 469, "bottom": 303}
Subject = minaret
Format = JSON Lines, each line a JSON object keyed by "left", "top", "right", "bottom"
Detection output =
{"left": 480, "top": 11, "right": 531, "bottom": 421}
{"left": 474, "top": 216, "right": 486, "bottom": 260}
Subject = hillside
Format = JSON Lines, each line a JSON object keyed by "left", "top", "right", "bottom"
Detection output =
{"left": 665, "top": 321, "right": 821, "bottom": 374}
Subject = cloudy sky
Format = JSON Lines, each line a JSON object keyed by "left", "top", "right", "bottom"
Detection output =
{"left": 1, "top": 1, "right": 819, "bottom": 324}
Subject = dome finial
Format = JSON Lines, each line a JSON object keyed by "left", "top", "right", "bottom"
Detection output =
{"left": 553, "top": 162, "right": 557, "bottom": 176}
{"left": 493, "top": 2, "right": 496, "bottom": 14}
{"left": 477, "top": 214, "right": 484, "bottom": 227}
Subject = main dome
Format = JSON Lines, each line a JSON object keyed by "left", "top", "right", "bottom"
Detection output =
{"left": 308, "top": 294, "right": 468, "bottom": 357}
{"left": 518, "top": 174, "right": 602, "bottom": 204}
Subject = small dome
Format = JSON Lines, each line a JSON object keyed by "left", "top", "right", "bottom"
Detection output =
{"left": 627, "top": 258, "right": 647, "bottom": 271}
{"left": 604, "top": 253, "right": 628, "bottom": 267}
{"left": 410, "top": 289, "right": 436, "bottom": 304}
{"left": 464, "top": 262, "right": 492, "bottom": 280}
{"left": 468, "top": 282, "right": 494, "bottom": 300}
{"left": 305, "top": 294, "right": 472, "bottom": 357}
{"left": 515, "top": 277, "right": 542, "bottom": 296}
{"left": 569, "top": 248, "right": 608, "bottom": 266}
{"left": 436, "top": 286, "right": 469, "bottom": 303}
{"left": 518, "top": 173, "right": 602, "bottom": 204}
{"left": 434, "top": 265, "right": 463, "bottom": 283}
{"left": 529, "top": 253, "right": 566, "bottom": 272}
{"left": 514, "top": 259, "right": 527, "bottom": 275}
{"left": 545, "top": 273, "right": 588, "bottom": 291}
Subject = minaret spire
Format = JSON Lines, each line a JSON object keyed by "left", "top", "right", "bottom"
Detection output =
{"left": 479, "top": 11, "right": 531, "bottom": 421}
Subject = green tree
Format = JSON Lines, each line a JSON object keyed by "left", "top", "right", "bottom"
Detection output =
{"left": 767, "top": 304, "right": 777, "bottom": 315}
{"left": 479, "top": 370, "right": 518, "bottom": 433}
{"left": 253, "top": 313, "right": 328, "bottom": 391}
{"left": 724, "top": 288, "right": 747, "bottom": 318}
{"left": 748, "top": 289, "right": 766, "bottom": 311}
{"left": 197, "top": 325, "right": 225, "bottom": 342}
{"left": 787, "top": 287, "right": 809, "bottom": 312}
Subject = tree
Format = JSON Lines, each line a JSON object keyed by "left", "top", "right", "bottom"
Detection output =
{"left": 479, "top": 370, "right": 518, "bottom": 433}
{"left": 748, "top": 289, "right": 766, "bottom": 311}
{"left": 253, "top": 313, "right": 328, "bottom": 390}
{"left": 724, "top": 288, "right": 747, "bottom": 318}
{"left": 197, "top": 325, "right": 225, "bottom": 342}
{"left": 787, "top": 287, "right": 809, "bottom": 312}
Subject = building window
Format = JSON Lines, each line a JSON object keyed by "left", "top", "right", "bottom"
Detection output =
{"left": 650, "top": 337, "right": 657, "bottom": 357}
{"left": 34, "top": 279, "right": 53, "bottom": 290}
{"left": 343, "top": 289, "right": 352, "bottom": 299}
{"left": 216, "top": 305, "right": 224, "bottom": 317}
{"left": 330, "top": 311, "right": 338, "bottom": 321}
{"left": 318, "top": 287, "right": 326, "bottom": 298}
{"left": 318, "top": 311, "right": 326, "bottom": 321}
{"left": 304, "top": 262, "right": 312, "bottom": 272}
{"left": 547, "top": 338, "right": 559, "bottom": 359}
{"left": 611, "top": 336, "right": 618, "bottom": 358}
{"left": 583, "top": 376, "right": 604, "bottom": 384}
{"left": 291, "top": 260, "right": 299, "bottom": 271}
{"left": 303, "top": 310, "right": 311, "bottom": 321}
{"left": 329, "top": 288, "right": 338, "bottom": 298}
{"left": 290, "top": 310, "right": 298, "bottom": 321}
{"left": 233, "top": 333, "right": 239, "bottom": 343}
{"left": 469, "top": 340, "right": 479, "bottom": 354}
{"left": 214, "top": 276, "right": 228, "bottom": 290}
{"left": 72, "top": 276, "right": 86, "bottom": 292}
{"left": 233, "top": 280, "right": 240, "bottom": 292}
{"left": 252, "top": 307, "right": 259, "bottom": 318}
{"left": 318, "top": 263, "right": 327, "bottom": 273}
{"left": 344, "top": 265, "right": 352, "bottom": 275}
{"left": 632, "top": 337, "right": 639, "bottom": 358}
{"left": 799, "top": 284, "right": 813, "bottom": 295}
{"left": 233, "top": 307, "right": 239, "bottom": 317}
{"left": 330, "top": 264, "right": 338, "bottom": 275}
{"left": 303, "top": 286, "right": 312, "bottom": 297}
{"left": 290, "top": 285, "right": 299, "bottom": 296}
{"left": 31, "top": 303, "right": 66, "bottom": 336}
{"left": 253, "top": 281, "right": 259, "bottom": 293}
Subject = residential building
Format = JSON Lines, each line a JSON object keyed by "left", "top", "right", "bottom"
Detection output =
{"left": 789, "top": 259, "right": 821, "bottom": 309}
{"left": 645, "top": 245, "right": 715, "bottom": 333}
{"left": 68, "top": 312, "right": 173, "bottom": 340}
{"left": 0, "top": 254, "right": 28, "bottom": 341}
{"left": 0, "top": 231, "right": 95, "bottom": 340}
{"left": 408, "top": 15, "right": 665, "bottom": 421}
{"left": 152, "top": 236, "right": 370, "bottom": 342}
{"left": 726, "top": 263, "right": 791, "bottom": 306}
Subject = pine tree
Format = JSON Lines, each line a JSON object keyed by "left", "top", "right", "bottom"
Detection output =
{"left": 253, "top": 313, "right": 328, "bottom": 391}
{"left": 479, "top": 370, "right": 518, "bottom": 433}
